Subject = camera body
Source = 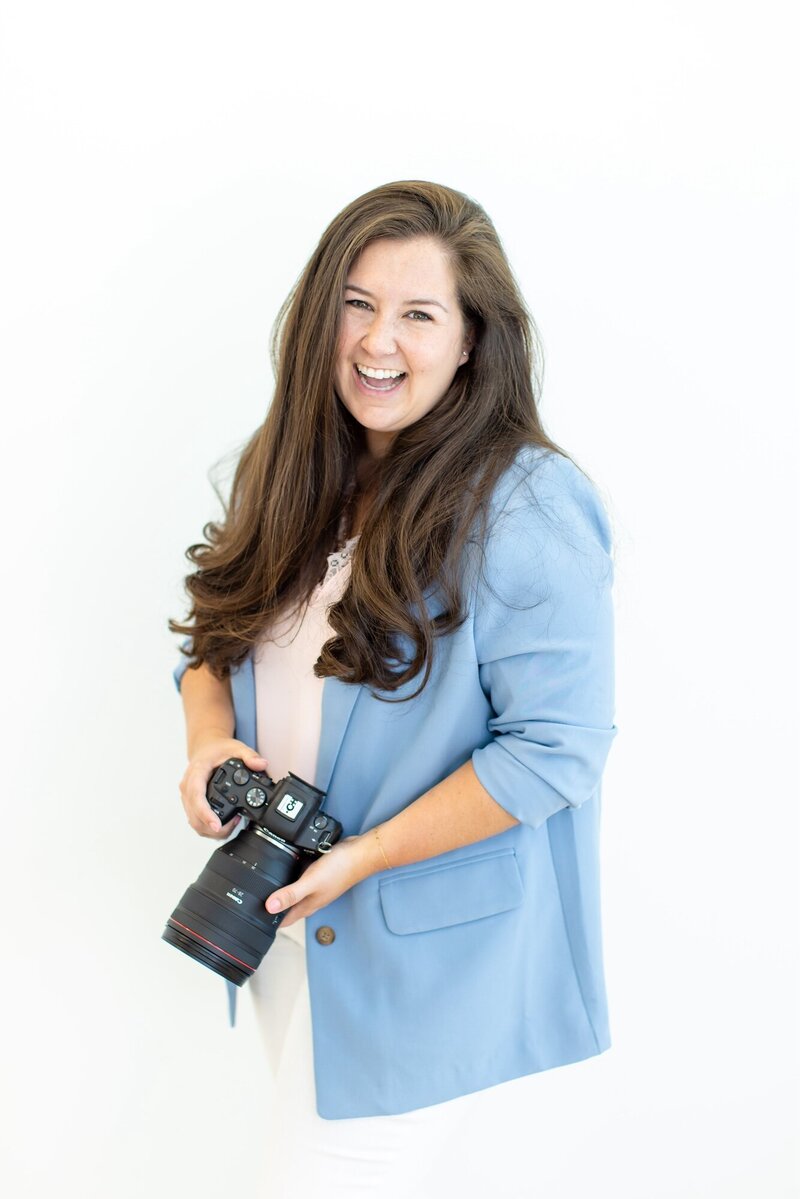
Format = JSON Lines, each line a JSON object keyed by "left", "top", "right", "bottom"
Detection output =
{"left": 206, "top": 758, "right": 341, "bottom": 856}
{"left": 162, "top": 758, "right": 343, "bottom": 986}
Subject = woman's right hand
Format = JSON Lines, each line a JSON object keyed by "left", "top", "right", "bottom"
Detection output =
{"left": 179, "top": 734, "right": 270, "bottom": 839}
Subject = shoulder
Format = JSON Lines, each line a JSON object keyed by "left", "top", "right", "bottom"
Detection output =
{"left": 465, "top": 447, "right": 615, "bottom": 664}
{"left": 483, "top": 445, "right": 613, "bottom": 556}
{"left": 460, "top": 446, "right": 618, "bottom": 633}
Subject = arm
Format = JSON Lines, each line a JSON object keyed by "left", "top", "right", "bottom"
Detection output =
{"left": 467, "top": 453, "right": 618, "bottom": 829}
{"left": 173, "top": 647, "right": 269, "bottom": 839}
{"left": 178, "top": 659, "right": 235, "bottom": 758}
{"left": 358, "top": 760, "right": 519, "bottom": 872}
{"left": 269, "top": 760, "right": 517, "bottom": 926}
{"left": 268, "top": 453, "right": 618, "bottom": 925}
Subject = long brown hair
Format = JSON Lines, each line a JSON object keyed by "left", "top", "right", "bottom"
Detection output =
{"left": 168, "top": 180, "right": 573, "bottom": 698}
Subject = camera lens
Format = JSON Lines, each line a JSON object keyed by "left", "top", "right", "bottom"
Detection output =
{"left": 162, "top": 824, "right": 298, "bottom": 985}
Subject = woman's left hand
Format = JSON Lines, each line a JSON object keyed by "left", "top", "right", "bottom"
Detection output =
{"left": 265, "top": 835, "right": 378, "bottom": 926}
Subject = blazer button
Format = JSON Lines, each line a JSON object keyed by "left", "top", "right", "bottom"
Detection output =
{"left": 315, "top": 925, "right": 336, "bottom": 946}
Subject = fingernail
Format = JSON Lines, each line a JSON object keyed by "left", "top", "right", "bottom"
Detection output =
{"left": 267, "top": 897, "right": 281, "bottom": 913}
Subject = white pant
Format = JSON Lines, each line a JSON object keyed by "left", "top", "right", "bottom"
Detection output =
{"left": 246, "top": 918, "right": 544, "bottom": 1198}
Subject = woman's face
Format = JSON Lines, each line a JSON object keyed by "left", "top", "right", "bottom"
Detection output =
{"left": 334, "top": 236, "right": 473, "bottom": 458}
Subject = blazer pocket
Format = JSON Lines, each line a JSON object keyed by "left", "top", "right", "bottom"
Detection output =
{"left": 378, "top": 847, "right": 524, "bottom": 936}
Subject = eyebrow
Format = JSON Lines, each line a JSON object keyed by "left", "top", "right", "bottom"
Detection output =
{"left": 344, "top": 284, "right": 448, "bottom": 313}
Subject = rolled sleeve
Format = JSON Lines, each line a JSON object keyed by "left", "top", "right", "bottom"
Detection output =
{"left": 471, "top": 454, "right": 618, "bottom": 830}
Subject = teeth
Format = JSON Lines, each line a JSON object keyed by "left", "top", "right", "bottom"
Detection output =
{"left": 356, "top": 364, "right": 405, "bottom": 380}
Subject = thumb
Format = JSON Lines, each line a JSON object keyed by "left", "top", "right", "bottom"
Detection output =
{"left": 266, "top": 881, "right": 302, "bottom": 913}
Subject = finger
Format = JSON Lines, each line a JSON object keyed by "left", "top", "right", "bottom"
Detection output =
{"left": 184, "top": 765, "right": 222, "bottom": 834}
{"left": 195, "top": 813, "right": 242, "bottom": 839}
{"left": 213, "top": 814, "right": 241, "bottom": 839}
{"left": 241, "top": 750, "right": 270, "bottom": 773}
{"left": 186, "top": 812, "right": 220, "bottom": 837}
{"left": 190, "top": 803, "right": 221, "bottom": 835}
{"left": 265, "top": 883, "right": 302, "bottom": 914}
{"left": 232, "top": 743, "right": 269, "bottom": 773}
{"left": 180, "top": 790, "right": 221, "bottom": 836}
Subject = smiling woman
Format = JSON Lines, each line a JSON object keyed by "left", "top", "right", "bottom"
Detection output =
{"left": 167, "top": 180, "right": 618, "bottom": 1197}
{"left": 334, "top": 237, "right": 474, "bottom": 458}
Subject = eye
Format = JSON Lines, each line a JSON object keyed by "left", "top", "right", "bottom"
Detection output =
{"left": 345, "top": 299, "right": 433, "bottom": 322}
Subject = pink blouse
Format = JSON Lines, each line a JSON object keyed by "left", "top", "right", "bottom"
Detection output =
{"left": 253, "top": 535, "right": 359, "bottom": 947}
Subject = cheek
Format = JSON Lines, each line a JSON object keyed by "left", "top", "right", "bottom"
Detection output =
{"left": 410, "top": 346, "right": 443, "bottom": 376}
{"left": 336, "top": 338, "right": 355, "bottom": 376}
{"left": 337, "top": 315, "right": 358, "bottom": 352}
{"left": 416, "top": 348, "right": 458, "bottom": 380}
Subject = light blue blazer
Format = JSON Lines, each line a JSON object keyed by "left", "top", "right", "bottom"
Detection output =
{"left": 172, "top": 446, "right": 618, "bottom": 1119}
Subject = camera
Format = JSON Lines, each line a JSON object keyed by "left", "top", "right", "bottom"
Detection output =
{"left": 162, "top": 758, "right": 343, "bottom": 985}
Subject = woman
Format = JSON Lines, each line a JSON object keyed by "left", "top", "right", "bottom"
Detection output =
{"left": 169, "top": 180, "right": 618, "bottom": 1194}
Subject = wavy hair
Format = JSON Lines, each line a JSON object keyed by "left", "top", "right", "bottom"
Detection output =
{"left": 168, "top": 180, "right": 573, "bottom": 698}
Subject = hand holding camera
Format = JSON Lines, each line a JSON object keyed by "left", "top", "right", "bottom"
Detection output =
{"left": 163, "top": 756, "right": 343, "bottom": 985}
{"left": 178, "top": 735, "right": 270, "bottom": 839}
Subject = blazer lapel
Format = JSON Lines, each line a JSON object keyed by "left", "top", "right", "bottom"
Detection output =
{"left": 229, "top": 652, "right": 257, "bottom": 749}
{"left": 315, "top": 676, "right": 364, "bottom": 793}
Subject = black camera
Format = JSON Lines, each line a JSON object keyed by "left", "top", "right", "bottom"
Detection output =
{"left": 162, "top": 758, "right": 343, "bottom": 985}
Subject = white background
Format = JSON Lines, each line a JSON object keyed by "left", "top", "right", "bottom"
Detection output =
{"left": 1, "top": 1, "right": 797, "bottom": 1195}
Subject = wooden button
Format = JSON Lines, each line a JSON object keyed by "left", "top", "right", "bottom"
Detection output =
{"left": 315, "top": 925, "right": 336, "bottom": 945}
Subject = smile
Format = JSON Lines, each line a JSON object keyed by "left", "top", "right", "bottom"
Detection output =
{"left": 352, "top": 363, "right": 407, "bottom": 395}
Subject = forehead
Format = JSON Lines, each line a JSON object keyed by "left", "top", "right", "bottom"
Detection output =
{"left": 347, "top": 237, "right": 457, "bottom": 299}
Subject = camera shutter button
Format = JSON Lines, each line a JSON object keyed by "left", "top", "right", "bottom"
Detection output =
{"left": 233, "top": 768, "right": 250, "bottom": 785}
{"left": 315, "top": 926, "right": 336, "bottom": 946}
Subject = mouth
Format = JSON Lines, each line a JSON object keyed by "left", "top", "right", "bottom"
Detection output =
{"left": 352, "top": 363, "right": 407, "bottom": 395}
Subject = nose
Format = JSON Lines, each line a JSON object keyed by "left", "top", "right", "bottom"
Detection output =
{"left": 359, "top": 312, "right": 398, "bottom": 360}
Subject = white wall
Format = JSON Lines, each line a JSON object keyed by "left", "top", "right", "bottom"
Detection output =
{"left": 2, "top": 1, "right": 797, "bottom": 1195}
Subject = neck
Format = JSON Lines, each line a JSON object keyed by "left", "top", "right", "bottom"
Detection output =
{"left": 365, "top": 429, "right": 394, "bottom": 460}
{"left": 350, "top": 451, "right": 381, "bottom": 538}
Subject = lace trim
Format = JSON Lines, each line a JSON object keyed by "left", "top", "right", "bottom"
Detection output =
{"left": 316, "top": 534, "right": 359, "bottom": 591}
